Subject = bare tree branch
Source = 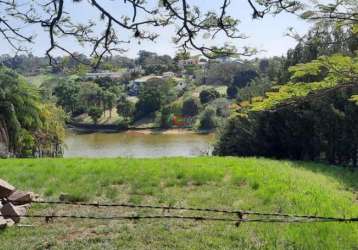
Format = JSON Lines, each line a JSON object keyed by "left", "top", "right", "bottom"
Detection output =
{"left": 0, "top": 0, "right": 353, "bottom": 68}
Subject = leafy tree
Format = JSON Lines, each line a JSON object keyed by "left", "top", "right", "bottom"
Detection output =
{"left": 158, "top": 106, "right": 174, "bottom": 129}
{"left": 117, "top": 96, "right": 135, "bottom": 121}
{"left": 237, "top": 77, "right": 272, "bottom": 102}
{"left": 0, "top": 66, "right": 65, "bottom": 157}
{"left": 102, "top": 90, "right": 117, "bottom": 118}
{"left": 135, "top": 78, "right": 175, "bottom": 118}
{"left": 78, "top": 82, "right": 103, "bottom": 108}
{"left": 259, "top": 59, "right": 270, "bottom": 74}
{"left": 233, "top": 69, "right": 258, "bottom": 88}
{"left": 203, "top": 63, "right": 242, "bottom": 86}
{"left": 39, "top": 77, "right": 60, "bottom": 102}
{"left": 53, "top": 79, "right": 80, "bottom": 113}
{"left": 182, "top": 97, "right": 200, "bottom": 116}
{"left": 227, "top": 85, "right": 238, "bottom": 99}
{"left": 266, "top": 57, "right": 285, "bottom": 81}
{"left": 136, "top": 50, "right": 177, "bottom": 74}
{"left": 94, "top": 77, "right": 122, "bottom": 92}
{"left": 174, "top": 50, "right": 191, "bottom": 61}
{"left": 199, "top": 107, "right": 217, "bottom": 130}
{"left": 199, "top": 88, "right": 220, "bottom": 104}
{"left": 278, "top": 23, "right": 358, "bottom": 83}
{"left": 135, "top": 80, "right": 164, "bottom": 118}
{"left": 88, "top": 106, "right": 103, "bottom": 124}
{"left": 0, "top": 54, "right": 48, "bottom": 75}
{"left": 211, "top": 98, "right": 231, "bottom": 118}
{"left": 36, "top": 102, "right": 66, "bottom": 157}
{"left": 214, "top": 53, "right": 358, "bottom": 167}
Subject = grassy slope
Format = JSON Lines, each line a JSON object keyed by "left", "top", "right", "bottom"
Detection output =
{"left": 72, "top": 108, "right": 121, "bottom": 125}
{"left": 25, "top": 74, "right": 54, "bottom": 87}
{"left": 0, "top": 157, "right": 357, "bottom": 249}
{"left": 192, "top": 85, "right": 228, "bottom": 98}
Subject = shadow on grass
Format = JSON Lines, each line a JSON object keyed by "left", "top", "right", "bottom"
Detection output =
{"left": 290, "top": 160, "right": 358, "bottom": 191}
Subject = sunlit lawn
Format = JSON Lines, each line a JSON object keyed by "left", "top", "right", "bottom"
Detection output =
{"left": 0, "top": 157, "right": 357, "bottom": 249}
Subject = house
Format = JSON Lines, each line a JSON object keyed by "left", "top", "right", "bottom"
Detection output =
{"left": 84, "top": 71, "right": 123, "bottom": 80}
{"left": 210, "top": 56, "right": 241, "bottom": 64}
{"left": 162, "top": 71, "right": 176, "bottom": 78}
{"left": 128, "top": 75, "right": 162, "bottom": 96}
{"left": 178, "top": 55, "right": 201, "bottom": 67}
{"left": 198, "top": 58, "right": 208, "bottom": 65}
{"left": 128, "top": 66, "right": 145, "bottom": 75}
{"left": 210, "top": 56, "right": 232, "bottom": 64}
{"left": 128, "top": 74, "right": 187, "bottom": 96}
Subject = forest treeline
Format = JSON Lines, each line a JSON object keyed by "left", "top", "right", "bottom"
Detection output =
{"left": 214, "top": 23, "right": 358, "bottom": 167}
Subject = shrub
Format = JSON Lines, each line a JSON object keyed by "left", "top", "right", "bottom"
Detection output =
{"left": 116, "top": 118, "right": 130, "bottom": 129}
{"left": 88, "top": 106, "right": 103, "bottom": 124}
{"left": 199, "top": 88, "right": 220, "bottom": 104}
{"left": 233, "top": 69, "right": 258, "bottom": 88}
{"left": 135, "top": 78, "right": 175, "bottom": 119}
{"left": 182, "top": 97, "right": 200, "bottom": 116}
{"left": 117, "top": 96, "right": 135, "bottom": 121}
{"left": 170, "top": 100, "right": 183, "bottom": 115}
{"left": 211, "top": 98, "right": 231, "bottom": 118}
{"left": 227, "top": 85, "right": 238, "bottom": 99}
{"left": 157, "top": 106, "right": 174, "bottom": 128}
{"left": 72, "top": 105, "right": 88, "bottom": 117}
{"left": 199, "top": 107, "right": 217, "bottom": 130}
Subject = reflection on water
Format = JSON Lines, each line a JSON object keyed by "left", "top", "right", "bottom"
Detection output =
{"left": 64, "top": 129, "right": 215, "bottom": 158}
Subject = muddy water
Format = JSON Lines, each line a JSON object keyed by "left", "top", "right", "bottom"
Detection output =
{"left": 64, "top": 129, "right": 215, "bottom": 158}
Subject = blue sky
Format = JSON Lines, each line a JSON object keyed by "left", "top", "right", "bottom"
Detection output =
{"left": 0, "top": 0, "right": 311, "bottom": 58}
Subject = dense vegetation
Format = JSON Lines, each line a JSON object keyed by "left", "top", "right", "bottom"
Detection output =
{"left": 0, "top": 157, "right": 357, "bottom": 249}
{"left": 0, "top": 66, "right": 65, "bottom": 157}
{"left": 214, "top": 22, "right": 358, "bottom": 168}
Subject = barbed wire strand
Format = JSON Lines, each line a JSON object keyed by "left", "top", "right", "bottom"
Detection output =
{"left": 28, "top": 200, "right": 358, "bottom": 222}
{"left": 2, "top": 214, "right": 358, "bottom": 223}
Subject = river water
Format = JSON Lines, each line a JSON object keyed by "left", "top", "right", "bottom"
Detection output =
{"left": 64, "top": 129, "right": 215, "bottom": 158}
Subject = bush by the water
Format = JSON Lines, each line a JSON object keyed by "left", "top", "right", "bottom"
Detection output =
{"left": 199, "top": 107, "right": 217, "bottom": 130}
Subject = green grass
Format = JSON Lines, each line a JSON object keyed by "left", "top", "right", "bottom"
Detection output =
{"left": 0, "top": 157, "right": 357, "bottom": 249}
{"left": 192, "top": 85, "right": 228, "bottom": 97}
{"left": 25, "top": 74, "right": 55, "bottom": 87}
{"left": 72, "top": 108, "right": 122, "bottom": 125}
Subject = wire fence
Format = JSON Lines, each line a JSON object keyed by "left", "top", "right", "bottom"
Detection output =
{"left": 29, "top": 200, "right": 357, "bottom": 221}
{"left": 3, "top": 214, "right": 358, "bottom": 223}
{"left": 5, "top": 200, "right": 356, "bottom": 225}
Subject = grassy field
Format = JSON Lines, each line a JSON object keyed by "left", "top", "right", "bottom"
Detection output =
{"left": 0, "top": 157, "right": 357, "bottom": 249}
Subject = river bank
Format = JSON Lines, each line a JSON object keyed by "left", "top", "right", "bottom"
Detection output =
{"left": 67, "top": 122, "right": 213, "bottom": 134}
